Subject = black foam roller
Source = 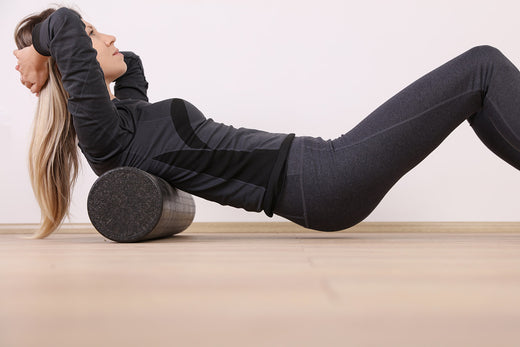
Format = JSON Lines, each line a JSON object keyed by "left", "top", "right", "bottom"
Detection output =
{"left": 87, "top": 167, "right": 195, "bottom": 242}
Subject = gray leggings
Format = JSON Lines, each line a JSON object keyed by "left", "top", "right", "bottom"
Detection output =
{"left": 273, "top": 45, "right": 520, "bottom": 231}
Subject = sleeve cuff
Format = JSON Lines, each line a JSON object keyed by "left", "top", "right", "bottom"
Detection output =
{"left": 32, "top": 22, "right": 51, "bottom": 56}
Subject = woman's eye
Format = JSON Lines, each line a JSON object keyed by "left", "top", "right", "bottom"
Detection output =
{"left": 89, "top": 30, "right": 94, "bottom": 36}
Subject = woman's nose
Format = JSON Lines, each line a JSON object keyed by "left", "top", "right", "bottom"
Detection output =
{"left": 104, "top": 34, "right": 116, "bottom": 46}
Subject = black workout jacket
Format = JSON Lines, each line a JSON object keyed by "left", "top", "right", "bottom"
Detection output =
{"left": 31, "top": 8, "right": 295, "bottom": 216}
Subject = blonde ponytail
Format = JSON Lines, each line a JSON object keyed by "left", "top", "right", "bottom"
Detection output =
{"left": 27, "top": 58, "right": 80, "bottom": 238}
{"left": 15, "top": 7, "right": 81, "bottom": 239}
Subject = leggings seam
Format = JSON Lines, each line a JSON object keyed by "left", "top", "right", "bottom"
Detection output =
{"left": 326, "top": 89, "right": 483, "bottom": 152}
{"left": 485, "top": 96, "right": 520, "bottom": 150}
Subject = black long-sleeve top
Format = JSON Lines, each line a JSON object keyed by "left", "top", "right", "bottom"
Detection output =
{"left": 31, "top": 7, "right": 294, "bottom": 216}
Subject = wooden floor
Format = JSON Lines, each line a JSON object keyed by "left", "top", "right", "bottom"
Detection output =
{"left": 2, "top": 229, "right": 520, "bottom": 346}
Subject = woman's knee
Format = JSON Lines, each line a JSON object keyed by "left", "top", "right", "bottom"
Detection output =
{"left": 466, "top": 44, "right": 509, "bottom": 66}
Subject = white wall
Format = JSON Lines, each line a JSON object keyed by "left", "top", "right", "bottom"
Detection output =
{"left": 1, "top": 0, "right": 519, "bottom": 224}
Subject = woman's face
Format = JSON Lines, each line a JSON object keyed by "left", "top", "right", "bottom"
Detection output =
{"left": 82, "top": 19, "right": 127, "bottom": 83}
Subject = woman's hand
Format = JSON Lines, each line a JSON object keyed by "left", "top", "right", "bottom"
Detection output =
{"left": 13, "top": 45, "right": 50, "bottom": 96}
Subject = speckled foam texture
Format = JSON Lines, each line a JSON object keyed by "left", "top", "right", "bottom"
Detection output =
{"left": 87, "top": 167, "right": 195, "bottom": 242}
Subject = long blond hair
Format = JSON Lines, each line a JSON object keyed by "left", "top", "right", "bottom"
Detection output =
{"left": 15, "top": 8, "right": 80, "bottom": 239}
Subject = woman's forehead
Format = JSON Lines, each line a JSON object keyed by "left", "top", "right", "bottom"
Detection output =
{"left": 81, "top": 19, "right": 94, "bottom": 28}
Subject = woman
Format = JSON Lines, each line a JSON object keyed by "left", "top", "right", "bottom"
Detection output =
{"left": 14, "top": 7, "right": 520, "bottom": 239}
